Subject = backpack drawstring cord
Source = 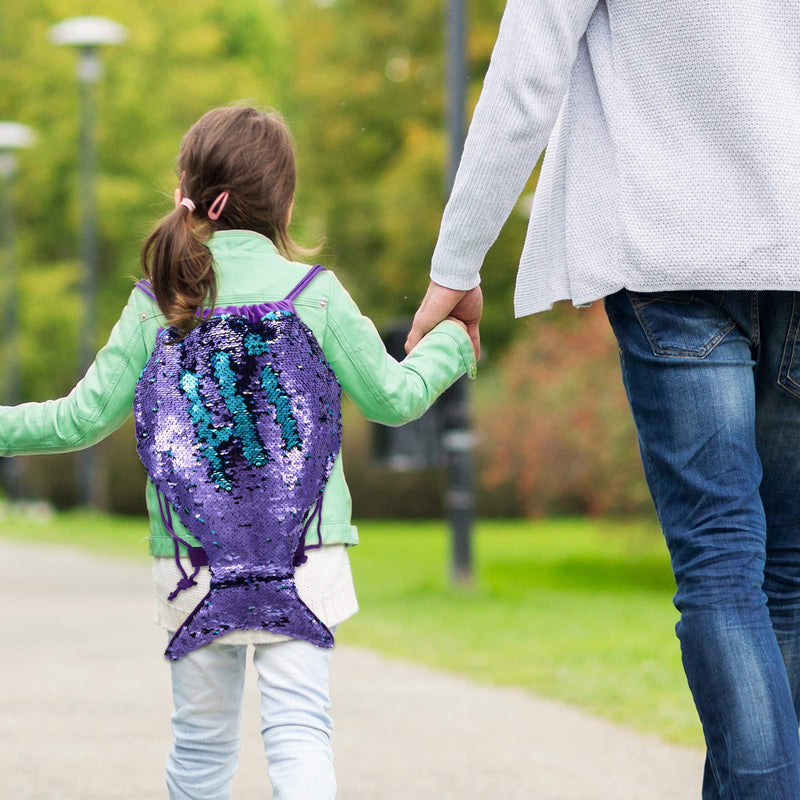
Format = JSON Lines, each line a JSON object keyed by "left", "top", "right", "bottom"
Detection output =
{"left": 293, "top": 494, "right": 324, "bottom": 567}
{"left": 157, "top": 489, "right": 201, "bottom": 600}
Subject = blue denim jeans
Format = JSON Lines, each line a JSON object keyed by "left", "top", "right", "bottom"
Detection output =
{"left": 166, "top": 634, "right": 336, "bottom": 800}
{"left": 604, "top": 289, "right": 800, "bottom": 800}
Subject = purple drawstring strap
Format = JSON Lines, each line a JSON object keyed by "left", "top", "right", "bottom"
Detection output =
{"left": 156, "top": 489, "right": 205, "bottom": 601}
{"left": 135, "top": 279, "right": 156, "bottom": 300}
{"left": 293, "top": 494, "right": 324, "bottom": 567}
{"left": 285, "top": 265, "right": 326, "bottom": 303}
{"left": 136, "top": 263, "right": 327, "bottom": 316}
{"left": 139, "top": 276, "right": 202, "bottom": 603}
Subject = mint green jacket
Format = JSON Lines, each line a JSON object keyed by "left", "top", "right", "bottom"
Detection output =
{"left": 0, "top": 230, "right": 476, "bottom": 556}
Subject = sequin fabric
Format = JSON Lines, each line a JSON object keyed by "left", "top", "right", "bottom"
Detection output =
{"left": 133, "top": 293, "right": 342, "bottom": 660}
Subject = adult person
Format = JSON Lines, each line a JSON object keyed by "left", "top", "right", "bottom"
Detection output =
{"left": 405, "top": 2, "right": 800, "bottom": 798}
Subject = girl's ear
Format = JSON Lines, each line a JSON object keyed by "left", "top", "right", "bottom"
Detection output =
{"left": 286, "top": 198, "right": 295, "bottom": 227}
{"left": 174, "top": 187, "right": 182, "bottom": 209}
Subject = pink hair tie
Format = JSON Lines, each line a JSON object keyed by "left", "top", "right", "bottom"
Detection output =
{"left": 208, "top": 191, "right": 230, "bottom": 221}
{"left": 179, "top": 197, "right": 196, "bottom": 212}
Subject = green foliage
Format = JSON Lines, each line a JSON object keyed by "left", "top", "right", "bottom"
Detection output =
{"left": 476, "top": 305, "right": 654, "bottom": 516}
{"left": 2, "top": 1, "right": 648, "bottom": 517}
{"left": 17, "top": 260, "right": 82, "bottom": 397}
{"left": 282, "top": 0, "right": 529, "bottom": 351}
{"left": 2, "top": 0, "right": 291, "bottom": 402}
{"left": 2, "top": 0, "right": 526, "bottom": 386}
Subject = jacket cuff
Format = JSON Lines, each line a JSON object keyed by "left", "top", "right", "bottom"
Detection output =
{"left": 424, "top": 320, "right": 478, "bottom": 379}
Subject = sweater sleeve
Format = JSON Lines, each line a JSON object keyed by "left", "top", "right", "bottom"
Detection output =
{"left": 430, "top": 0, "right": 599, "bottom": 290}
{"left": 322, "top": 272, "right": 477, "bottom": 426}
{"left": 0, "top": 290, "right": 150, "bottom": 455}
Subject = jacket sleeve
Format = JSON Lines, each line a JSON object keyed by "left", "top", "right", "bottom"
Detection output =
{"left": 0, "top": 290, "right": 150, "bottom": 455}
{"left": 322, "top": 272, "right": 477, "bottom": 426}
{"left": 430, "top": 0, "right": 599, "bottom": 290}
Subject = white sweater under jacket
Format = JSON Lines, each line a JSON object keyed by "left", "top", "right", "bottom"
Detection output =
{"left": 430, "top": 0, "right": 800, "bottom": 315}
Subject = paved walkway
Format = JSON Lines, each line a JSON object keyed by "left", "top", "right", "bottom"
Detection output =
{"left": 0, "top": 541, "right": 704, "bottom": 799}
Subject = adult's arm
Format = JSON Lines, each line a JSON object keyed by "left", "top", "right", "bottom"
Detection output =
{"left": 430, "top": 0, "right": 599, "bottom": 290}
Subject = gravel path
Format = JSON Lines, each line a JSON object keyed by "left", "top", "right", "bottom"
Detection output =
{"left": 0, "top": 540, "right": 704, "bottom": 799}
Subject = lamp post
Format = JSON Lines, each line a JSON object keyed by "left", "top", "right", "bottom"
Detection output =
{"left": 444, "top": 0, "right": 474, "bottom": 586}
{"left": 0, "top": 122, "right": 35, "bottom": 501}
{"left": 49, "top": 16, "right": 127, "bottom": 508}
{"left": 446, "top": 0, "right": 467, "bottom": 192}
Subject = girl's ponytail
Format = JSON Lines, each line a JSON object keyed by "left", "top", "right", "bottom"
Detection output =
{"left": 140, "top": 204, "right": 217, "bottom": 333}
{"left": 141, "top": 105, "right": 312, "bottom": 332}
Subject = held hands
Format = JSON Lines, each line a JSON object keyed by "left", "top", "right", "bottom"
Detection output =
{"left": 405, "top": 282, "right": 483, "bottom": 360}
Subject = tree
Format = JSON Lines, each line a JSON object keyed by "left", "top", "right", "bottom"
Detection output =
{"left": 282, "top": 0, "right": 532, "bottom": 354}
{"left": 1, "top": 0, "right": 292, "bottom": 400}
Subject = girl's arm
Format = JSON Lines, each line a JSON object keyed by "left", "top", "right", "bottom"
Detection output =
{"left": 322, "top": 272, "right": 477, "bottom": 426}
{"left": 0, "top": 290, "right": 150, "bottom": 455}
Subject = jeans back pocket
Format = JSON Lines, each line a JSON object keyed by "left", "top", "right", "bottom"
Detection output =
{"left": 777, "top": 295, "right": 800, "bottom": 400}
{"left": 627, "top": 290, "right": 734, "bottom": 358}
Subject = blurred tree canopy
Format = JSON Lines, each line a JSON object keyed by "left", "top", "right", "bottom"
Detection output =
{"left": 2, "top": 0, "right": 293, "bottom": 399}
{"left": 1, "top": 0, "right": 646, "bottom": 516}
{"left": 281, "top": 0, "right": 536, "bottom": 352}
{"left": 2, "top": 0, "right": 529, "bottom": 404}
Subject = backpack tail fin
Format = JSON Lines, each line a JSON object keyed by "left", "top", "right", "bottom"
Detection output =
{"left": 165, "top": 575, "right": 334, "bottom": 660}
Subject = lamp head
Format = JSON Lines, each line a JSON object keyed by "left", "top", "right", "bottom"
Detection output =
{"left": 48, "top": 17, "right": 128, "bottom": 48}
{"left": 0, "top": 123, "right": 34, "bottom": 179}
{"left": 0, "top": 123, "right": 35, "bottom": 152}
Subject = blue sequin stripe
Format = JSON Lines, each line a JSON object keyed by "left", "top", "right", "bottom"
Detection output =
{"left": 243, "top": 331, "right": 270, "bottom": 356}
{"left": 260, "top": 363, "right": 302, "bottom": 451}
{"left": 210, "top": 351, "right": 269, "bottom": 467}
{"left": 179, "top": 370, "right": 234, "bottom": 491}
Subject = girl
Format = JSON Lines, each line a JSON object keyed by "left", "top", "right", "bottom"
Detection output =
{"left": 0, "top": 105, "right": 476, "bottom": 799}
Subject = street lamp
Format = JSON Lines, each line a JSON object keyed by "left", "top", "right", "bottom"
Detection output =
{"left": 49, "top": 16, "right": 127, "bottom": 509}
{"left": 0, "top": 122, "right": 35, "bottom": 500}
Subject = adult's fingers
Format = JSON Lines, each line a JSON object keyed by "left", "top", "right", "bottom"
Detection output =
{"left": 466, "top": 321, "right": 481, "bottom": 361}
{"left": 405, "top": 307, "right": 442, "bottom": 353}
{"left": 404, "top": 316, "right": 427, "bottom": 354}
{"left": 404, "top": 282, "right": 465, "bottom": 354}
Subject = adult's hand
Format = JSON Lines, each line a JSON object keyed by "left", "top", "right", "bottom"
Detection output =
{"left": 405, "top": 281, "right": 483, "bottom": 359}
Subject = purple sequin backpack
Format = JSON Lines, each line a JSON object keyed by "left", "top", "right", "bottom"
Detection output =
{"left": 133, "top": 265, "right": 342, "bottom": 660}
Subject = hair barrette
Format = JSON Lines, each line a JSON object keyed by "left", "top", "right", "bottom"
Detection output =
{"left": 208, "top": 191, "right": 230, "bottom": 221}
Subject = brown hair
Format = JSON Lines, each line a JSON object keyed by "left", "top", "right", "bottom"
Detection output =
{"left": 141, "top": 106, "right": 308, "bottom": 331}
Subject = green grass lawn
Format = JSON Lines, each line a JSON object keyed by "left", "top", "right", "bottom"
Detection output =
{"left": 0, "top": 510, "right": 701, "bottom": 747}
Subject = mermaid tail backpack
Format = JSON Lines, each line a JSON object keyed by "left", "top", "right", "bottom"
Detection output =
{"left": 133, "top": 265, "right": 342, "bottom": 660}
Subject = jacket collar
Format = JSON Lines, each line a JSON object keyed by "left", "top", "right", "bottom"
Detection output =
{"left": 207, "top": 229, "right": 280, "bottom": 258}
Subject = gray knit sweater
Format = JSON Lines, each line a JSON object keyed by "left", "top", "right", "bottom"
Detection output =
{"left": 430, "top": 0, "right": 800, "bottom": 316}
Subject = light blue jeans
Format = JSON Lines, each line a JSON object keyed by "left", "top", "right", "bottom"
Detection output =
{"left": 166, "top": 633, "right": 336, "bottom": 800}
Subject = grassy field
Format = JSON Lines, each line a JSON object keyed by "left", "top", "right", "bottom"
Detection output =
{"left": 0, "top": 509, "right": 701, "bottom": 747}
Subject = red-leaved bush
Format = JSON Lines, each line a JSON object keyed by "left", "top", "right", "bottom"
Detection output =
{"left": 476, "top": 303, "right": 654, "bottom": 517}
